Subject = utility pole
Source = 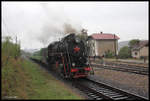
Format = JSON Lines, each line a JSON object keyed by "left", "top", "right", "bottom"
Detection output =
{"left": 16, "top": 35, "right": 17, "bottom": 44}
{"left": 14, "top": 35, "right": 17, "bottom": 59}
{"left": 114, "top": 34, "right": 117, "bottom": 61}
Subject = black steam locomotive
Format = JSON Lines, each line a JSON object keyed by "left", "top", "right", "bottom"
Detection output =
{"left": 45, "top": 33, "right": 93, "bottom": 78}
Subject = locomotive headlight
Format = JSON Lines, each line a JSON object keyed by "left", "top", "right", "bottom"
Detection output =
{"left": 75, "top": 37, "right": 80, "bottom": 43}
{"left": 72, "top": 63, "right": 75, "bottom": 67}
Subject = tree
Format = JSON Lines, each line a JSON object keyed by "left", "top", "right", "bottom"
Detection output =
{"left": 118, "top": 46, "right": 131, "bottom": 59}
{"left": 128, "top": 39, "right": 140, "bottom": 48}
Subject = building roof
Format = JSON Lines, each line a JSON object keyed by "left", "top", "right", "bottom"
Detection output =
{"left": 89, "top": 33, "right": 120, "bottom": 40}
{"left": 132, "top": 40, "right": 149, "bottom": 50}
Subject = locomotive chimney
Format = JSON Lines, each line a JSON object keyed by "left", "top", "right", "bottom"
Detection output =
{"left": 100, "top": 32, "right": 103, "bottom": 34}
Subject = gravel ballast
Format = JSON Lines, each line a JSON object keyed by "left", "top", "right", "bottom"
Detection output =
{"left": 91, "top": 67, "right": 149, "bottom": 98}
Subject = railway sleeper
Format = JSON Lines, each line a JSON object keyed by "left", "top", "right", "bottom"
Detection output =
{"left": 87, "top": 92, "right": 103, "bottom": 99}
{"left": 96, "top": 90, "right": 119, "bottom": 95}
{"left": 86, "top": 92, "right": 94, "bottom": 95}
{"left": 96, "top": 97, "right": 103, "bottom": 100}
{"left": 104, "top": 92, "right": 122, "bottom": 96}
{"left": 96, "top": 89, "right": 126, "bottom": 96}
{"left": 113, "top": 96, "right": 129, "bottom": 100}
{"left": 96, "top": 88, "right": 114, "bottom": 92}
{"left": 89, "top": 94, "right": 99, "bottom": 98}
{"left": 97, "top": 91, "right": 122, "bottom": 97}
{"left": 110, "top": 95, "right": 126, "bottom": 98}
{"left": 97, "top": 90, "right": 114, "bottom": 94}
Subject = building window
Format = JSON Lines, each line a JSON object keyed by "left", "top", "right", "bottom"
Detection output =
{"left": 135, "top": 52, "right": 137, "bottom": 55}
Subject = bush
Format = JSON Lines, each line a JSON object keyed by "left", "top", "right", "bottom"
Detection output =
{"left": 118, "top": 46, "right": 131, "bottom": 59}
{"left": 2, "top": 36, "right": 21, "bottom": 66}
{"left": 105, "top": 50, "right": 115, "bottom": 58}
{"left": 2, "top": 36, "right": 20, "bottom": 58}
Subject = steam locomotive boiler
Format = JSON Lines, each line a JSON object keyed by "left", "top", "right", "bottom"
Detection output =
{"left": 47, "top": 33, "right": 93, "bottom": 78}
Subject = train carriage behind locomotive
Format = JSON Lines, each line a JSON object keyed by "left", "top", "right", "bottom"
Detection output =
{"left": 47, "top": 33, "right": 93, "bottom": 78}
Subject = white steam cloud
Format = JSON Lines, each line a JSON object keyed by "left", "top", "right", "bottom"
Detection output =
{"left": 2, "top": 2, "right": 83, "bottom": 49}
{"left": 36, "top": 3, "right": 83, "bottom": 47}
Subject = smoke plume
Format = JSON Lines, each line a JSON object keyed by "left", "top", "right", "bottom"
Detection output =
{"left": 36, "top": 3, "right": 83, "bottom": 47}
{"left": 63, "top": 23, "right": 78, "bottom": 34}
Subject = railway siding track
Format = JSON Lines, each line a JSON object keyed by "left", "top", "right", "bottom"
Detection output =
{"left": 91, "top": 62, "right": 149, "bottom": 75}
{"left": 113, "top": 61, "right": 148, "bottom": 67}
{"left": 91, "top": 60, "right": 148, "bottom": 68}
{"left": 73, "top": 78, "right": 148, "bottom": 100}
{"left": 104, "top": 61, "right": 148, "bottom": 68}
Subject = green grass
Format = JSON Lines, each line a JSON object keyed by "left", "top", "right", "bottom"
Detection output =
{"left": 2, "top": 58, "right": 83, "bottom": 99}
{"left": 2, "top": 37, "right": 83, "bottom": 99}
{"left": 23, "top": 59, "right": 81, "bottom": 99}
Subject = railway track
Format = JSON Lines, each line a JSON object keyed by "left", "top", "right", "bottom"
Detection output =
{"left": 73, "top": 78, "right": 148, "bottom": 100}
{"left": 104, "top": 61, "right": 148, "bottom": 68}
{"left": 91, "top": 59, "right": 148, "bottom": 68}
{"left": 113, "top": 60, "right": 148, "bottom": 67}
{"left": 91, "top": 62, "right": 148, "bottom": 75}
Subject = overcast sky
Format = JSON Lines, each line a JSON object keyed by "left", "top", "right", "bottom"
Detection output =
{"left": 2, "top": 1, "right": 149, "bottom": 50}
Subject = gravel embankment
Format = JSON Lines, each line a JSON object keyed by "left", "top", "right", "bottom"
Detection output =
{"left": 91, "top": 67, "right": 149, "bottom": 98}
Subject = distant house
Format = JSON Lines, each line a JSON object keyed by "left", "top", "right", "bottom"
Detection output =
{"left": 131, "top": 40, "right": 149, "bottom": 59}
{"left": 87, "top": 32, "right": 120, "bottom": 57}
